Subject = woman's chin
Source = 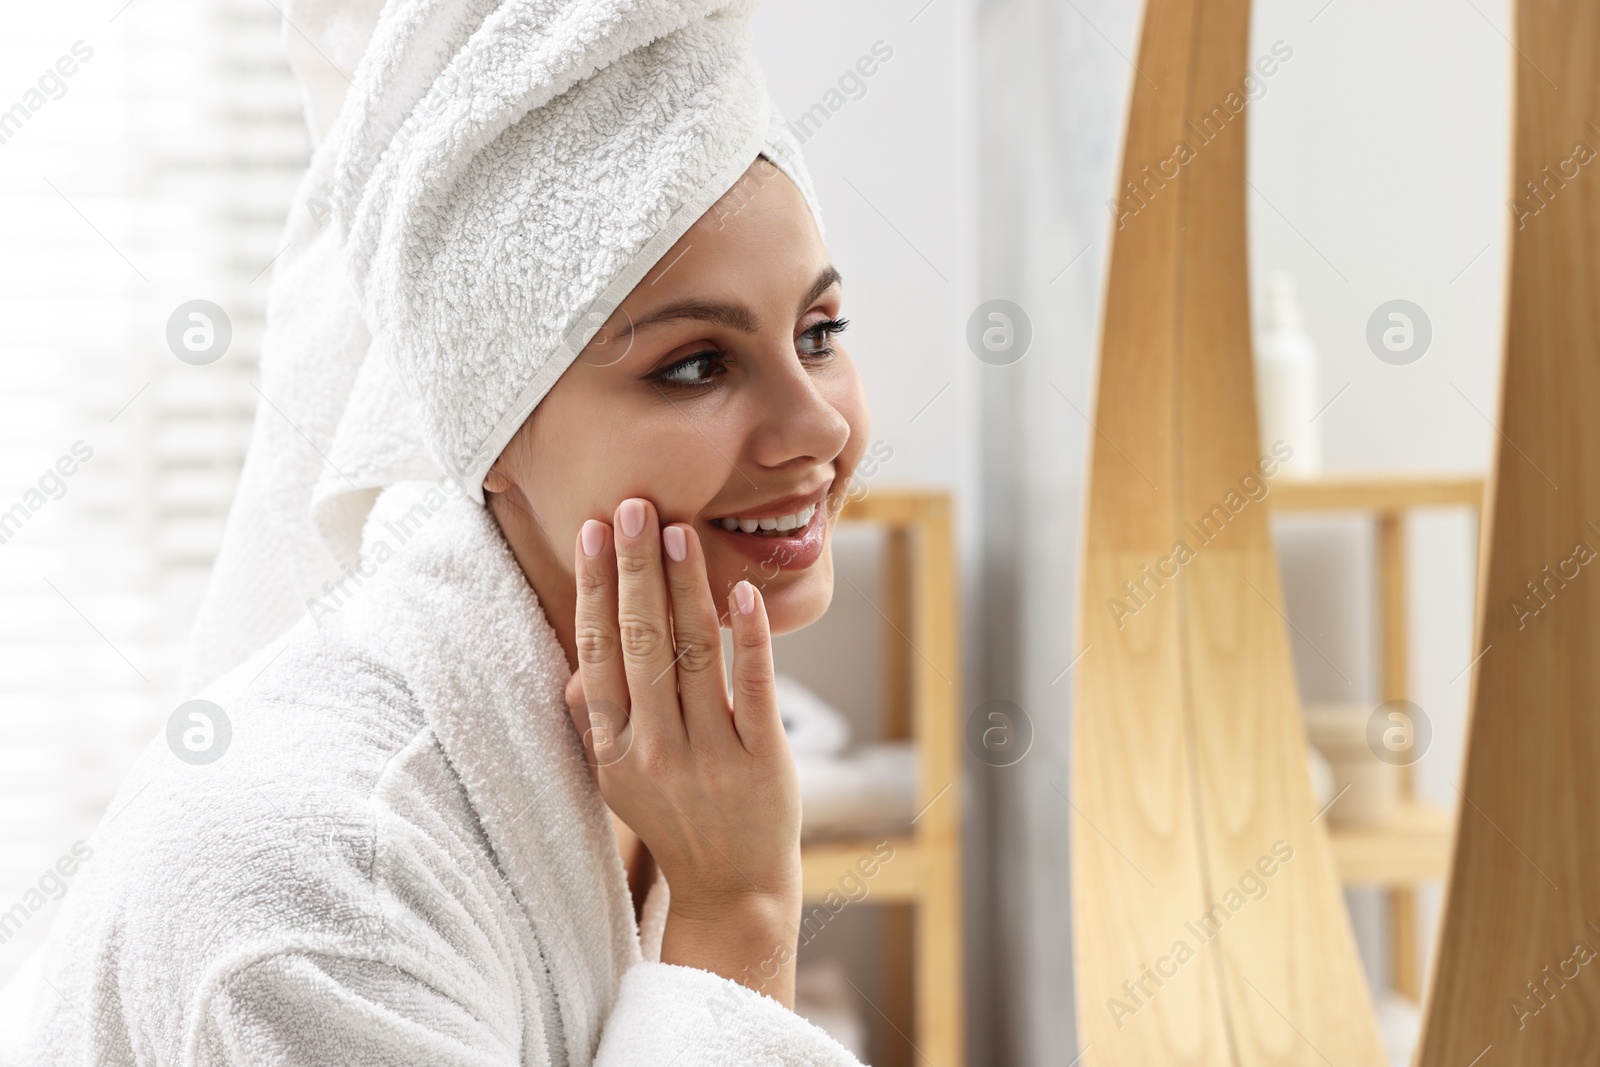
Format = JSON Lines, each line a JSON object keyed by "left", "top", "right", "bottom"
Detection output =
{"left": 764, "top": 573, "right": 833, "bottom": 636}
{"left": 713, "top": 555, "right": 834, "bottom": 635}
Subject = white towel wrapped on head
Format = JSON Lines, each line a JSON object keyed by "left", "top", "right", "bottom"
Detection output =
{"left": 184, "top": 0, "right": 822, "bottom": 692}
{"left": 330, "top": 0, "right": 823, "bottom": 501}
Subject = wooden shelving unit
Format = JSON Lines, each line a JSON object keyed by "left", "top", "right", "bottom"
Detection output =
{"left": 1270, "top": 472, "right": 1484, "bottom": 998}
{"left": 1327, "top": 800, "right": 1454, "bottom": 886}
{"left": 797, "top": 488, "right": 964, "bottom": 1067}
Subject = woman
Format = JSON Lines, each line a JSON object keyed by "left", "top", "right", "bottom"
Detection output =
{"left": 0, "top": 0, "right": 872, "bottom": 1062}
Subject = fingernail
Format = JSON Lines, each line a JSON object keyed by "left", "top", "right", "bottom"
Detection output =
{"left": 734, "top": 580, "right": 756, "bottom": 616}
{"left": 581, "top": 520, "right": 604, "bottom": 558}
{"left": 663, "top": 525, "right": 687, "bottom": 562}
{"left": 619, "top": 498, "right": 645, "bottom": 538}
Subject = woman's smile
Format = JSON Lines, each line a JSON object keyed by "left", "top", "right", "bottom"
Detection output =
{"left": 701, "top": 476, "right": 834, "bottom": 572}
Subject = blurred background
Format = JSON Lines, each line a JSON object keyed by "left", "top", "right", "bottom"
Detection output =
{"left": 0, "top": 0, "right": 1507, "bottom": 1063}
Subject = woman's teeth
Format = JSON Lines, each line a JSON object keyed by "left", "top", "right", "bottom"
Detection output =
{"left": 713, "top": 503, "right": 816, "bottom": 535}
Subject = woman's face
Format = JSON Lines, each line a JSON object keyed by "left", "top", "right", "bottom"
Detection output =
{"left": 484, "top": 157, "right": 870, "bottom": 637}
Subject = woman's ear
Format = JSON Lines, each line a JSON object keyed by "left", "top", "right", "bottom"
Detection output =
{"left": 484, "top": 416, "right": 537, "bottom": 497}
{"left": 483, "top": 465, "right": 512, "bottom": 494}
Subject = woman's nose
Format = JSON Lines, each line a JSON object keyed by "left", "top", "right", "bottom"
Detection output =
{"left": 746, "top": 350, "right": 853, "bottom": 468}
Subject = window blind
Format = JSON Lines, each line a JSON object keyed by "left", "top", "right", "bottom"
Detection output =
{"left": 0, "top": 0, "right": 307, "bottom": 978}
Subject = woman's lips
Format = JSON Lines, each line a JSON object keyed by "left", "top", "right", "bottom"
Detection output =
{"left": 702, "top": 496, "right": 828, "bottom": 572}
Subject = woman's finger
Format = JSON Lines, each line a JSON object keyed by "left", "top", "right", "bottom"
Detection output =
{"left": 726, "top": 579, "right": 784, "bottom": 756}
{"left": 611, "top": 497, "right": 686, "bottom": 751}
{"left": 573, "top": 519, "right": 631, "bottom": 766}
{"left": 659, "top": 522, "right": 735, "bottom": 750}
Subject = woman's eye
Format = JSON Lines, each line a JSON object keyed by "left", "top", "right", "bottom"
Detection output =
{"left": 798, "top": 317, "right": 850, "bottom": 357}
{"left": 654, "top": 319, "right": 849, "bottom": 388}
{"left": 656, "top": 351, "right": 723, "bottom": 386}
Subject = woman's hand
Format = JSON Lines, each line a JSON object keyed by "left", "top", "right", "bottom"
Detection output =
{"left": 567, "top": 496, "right": 803, "bottom": 1006}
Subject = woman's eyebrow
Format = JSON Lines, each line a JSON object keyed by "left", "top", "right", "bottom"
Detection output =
{"left": 618, "top": 265, "right": 843, "bottom": 339}
{"left": 795, "top": 265, "right": 842, "bottom": 316}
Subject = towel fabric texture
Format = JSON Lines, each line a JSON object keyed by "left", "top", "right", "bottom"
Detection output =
{"left": 182, "top": 0, "right": 822, "bottom": 693}
{"left": 0, "top": 482, "right": 864, "bottom": 1065}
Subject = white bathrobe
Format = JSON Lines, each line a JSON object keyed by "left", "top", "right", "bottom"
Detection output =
{"left": 0, "top": 481, "right": 864, "bottom": 1066}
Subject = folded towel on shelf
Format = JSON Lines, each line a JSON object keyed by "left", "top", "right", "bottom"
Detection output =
{"left": 796, "top": 742, "right": 918, "bottom": 842}
{"left": 777, "top": 673, "right": 851, "bottom": 757}
{"left": 773, "top": 673, "right": 918, "bottom": 840}
{"left": 1307, "top": 740, "right": 1333, "bottom": 809}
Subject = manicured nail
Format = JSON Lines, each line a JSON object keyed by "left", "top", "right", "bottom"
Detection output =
{"left": 663, "top": 525, "right": 687, "bottom": 562}
{"left": 619, "top": 498, "right": 645, "bottom": 538}
{"left": 734, "top": 580, "right": 756, "bottom": 616}
{"left": 581, "top": 520, "right": 604, "bottom": 558}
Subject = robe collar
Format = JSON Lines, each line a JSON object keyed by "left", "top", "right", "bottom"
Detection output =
{"left": 349, "top": 479, "right": 658, "bottom": 1064}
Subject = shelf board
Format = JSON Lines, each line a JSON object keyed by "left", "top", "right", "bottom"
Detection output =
{"left": 1270, "top": 474, "right": 1484, "bottom": 513}
{"left": 1328, "top": 801, "right": 1454, "bottom": 886}
{"left": 800, "top": 834, "right": 924, "bottom": 903}
{"left": 798, "top": 808, "right": 1456, "bottom": 897}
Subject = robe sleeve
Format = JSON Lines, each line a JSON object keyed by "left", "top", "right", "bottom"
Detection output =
{"left": 593, "top": 960, "right": 867, "bottom": 1066}
{"left": 191, "top": 952, "right": 865, "bottom": 1067}
{"left": 188, "top": 867, "right": 861, "bottom": 1066}
{"left": 190, "top": 950, "right": 526, "bottom": 1066}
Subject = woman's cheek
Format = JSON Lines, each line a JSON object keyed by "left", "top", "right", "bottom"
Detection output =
{"left": 832, "top": 354, "right": 872, "bottom": 472}
{"left": 834, "top": 424, "right": 871, "bottom": 503}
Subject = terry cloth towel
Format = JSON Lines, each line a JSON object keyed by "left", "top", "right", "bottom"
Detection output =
{"left": 777, "top": 673, "right": 852, "bottom": 757}
{"left": 796, "top": 743, "right": 917, "bottom": 843}
{"left": 181, "top": 0, "right": 823, "bottom": 694}
{"left": 0, "top": 480, "right": 865, "bottom": 1066}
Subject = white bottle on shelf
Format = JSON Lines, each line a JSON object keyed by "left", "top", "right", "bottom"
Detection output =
{"left": 1254, "top": 271, "right": 1322, "bottom": 476}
